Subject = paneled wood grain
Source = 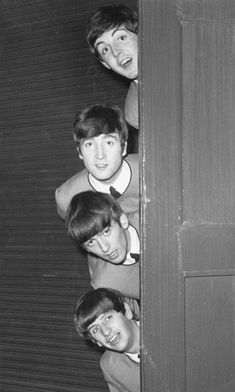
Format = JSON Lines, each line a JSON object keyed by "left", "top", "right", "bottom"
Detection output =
{"left": 141, "top": 0, "right": 235, "bottom": 391}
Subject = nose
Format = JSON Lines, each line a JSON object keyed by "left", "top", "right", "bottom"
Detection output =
{"left": 100, "top": 324, "right": 111, "bottom": 337}
{"left": 97, "top": 237, "right": 110, "bottom": 253}
{"left": 95, "top": 142, "right": 106, "bottom": 160}
{"left": 112, "top": 43, "right": 122, "bottom": 57}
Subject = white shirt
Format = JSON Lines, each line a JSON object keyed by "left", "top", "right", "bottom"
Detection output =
{"left": 124, "top": 225, "right": 140, "bottom": 265}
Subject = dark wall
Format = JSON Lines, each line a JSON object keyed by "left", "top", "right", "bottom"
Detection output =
{"left": 0, "top": 1, "right": 136, "bottom": 391}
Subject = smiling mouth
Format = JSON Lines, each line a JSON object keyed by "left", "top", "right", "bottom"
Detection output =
{"left": 107, "top": 250, "right": 118, "bottom": 259}
{"left": 108, "top": 333, "right": 121, "bottom": 346}
{"left": 95, "top": 164, "right": 108, "bottom": 169}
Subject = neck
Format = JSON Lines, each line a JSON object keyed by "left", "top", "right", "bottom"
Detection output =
{"left": 125, "top": 320, "right": 140, "bottom": 354}
{"left": 126, "top": 228, "right": 131, "bottom": 253}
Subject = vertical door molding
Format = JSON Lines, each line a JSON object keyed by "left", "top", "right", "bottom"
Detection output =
{"left": 139, "top": 1, "right": 184, "bottom": 391}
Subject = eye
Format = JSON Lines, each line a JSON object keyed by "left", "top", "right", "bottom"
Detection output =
{"left": 119, "top": 34, "right": 127, "bottom": 41}
{"left": 90, "top": 326, "right": 100, "bottom": 335}
{"left": 106, "top": 137, "right": 117, "bottom": 146}
{"left": 105, "top": 314, "right": 113, "bottom": 321}
{"left": 101, "top": 46, "right": 110, "bottom": 57}
{"left": 85, "top": 238, "right": 95, "bottom": 248}
{"left": 83, "top": 140, "right": 93, "bottom": 148}
{"left": 103, "top": 226, "right": 111, "bottom": 235}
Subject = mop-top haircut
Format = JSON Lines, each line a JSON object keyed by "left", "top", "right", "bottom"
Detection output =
{"left": 74, "top": 288, "right": 129, "bottom": 340}
{"left": 66, "top": 191, "right": 123, "bottom": 246}
{"left": 73, "top": 104, "right": 128, "bottom": 152}
{"left": 86, "top": 4, "right": 138, "bottom": 59}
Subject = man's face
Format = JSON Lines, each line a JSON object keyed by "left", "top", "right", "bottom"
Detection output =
{"left": 83, "top": 215, "right": 129, "bottom": 264}
{"left": 94, "top": 26, "right": 138, "bottom": 80}
{"left": 88, "top": 307, "right": 134, "bottom": 352}
{"left": 79, "top": 133, "right": 127, "bottom": 183}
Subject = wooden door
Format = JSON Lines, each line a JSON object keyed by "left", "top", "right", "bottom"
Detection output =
{"left": 140, "top": 1, "right": 235, "bottom": 391}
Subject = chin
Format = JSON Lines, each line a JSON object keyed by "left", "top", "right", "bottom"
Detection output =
{"left": 110, "top": 260, "right": 122, "bottom": 265}
{"left": 110, "top": 258, "right": 124, "bottom": 265}
{"left": 94, "top": 174, "right": 110, "bottom": 181}
{"left": 129, "top": 72, "right": 138, "bottom": 80}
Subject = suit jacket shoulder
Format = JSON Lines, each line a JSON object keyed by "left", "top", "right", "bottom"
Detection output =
{"left": 55, "top": 155, "right": 139, "bottom": 223}
{"left": 100, "top": 350, "right": 140, "bottom": 392}
{"left": 125, "top": 154, "right": 139, "bottom": 169}
{"left": 88, "top": 254, "right": 140, "bottom": 301}
{"left": 124, "top": 81, "right": 139, "bottom": 129}
{"left": 55, "top": 167, "right": 92, "bottom": 219}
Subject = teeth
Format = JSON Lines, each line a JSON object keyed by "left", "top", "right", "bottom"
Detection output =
{"left": 121, "top": 58, "right": 131, "bottom": 66}
{"left": 109, "top": 333, "right": 120, "bottom": 344}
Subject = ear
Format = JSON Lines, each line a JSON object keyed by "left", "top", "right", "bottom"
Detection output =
{"left": 124, "top": 303, "right": 134, "bottom": 320}
{"left": 122, "top": 141, "right": 127, "bottom": 157}
{"left": 100, "top": 59, "right": 111, "bottom": 70}
{"left": 119, "top": 213, "right": 129, "bottom": 230}
{"left": 76, "top": 146, "right": 83, "bottom": 160}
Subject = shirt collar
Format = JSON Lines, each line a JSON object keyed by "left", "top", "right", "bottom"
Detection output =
{"left": 88, "top": 159, "right": 131, "bottom": 195}
{"left": 125, "top": 352, "right": 140, "bottom": 363}
{"left": 124, "top": 225, "right": 140, "bottom": 265}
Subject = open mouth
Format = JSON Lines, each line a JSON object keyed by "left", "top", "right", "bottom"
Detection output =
{"left": 96, "top": 164, "right": 108, "bottom": 169}
{"left": 108, "top": 333, "right": 121, "bottom": 346}
{"left": 120, "top": 57, "right": 132, "bottom": 68}
{"left": 108, "top": 250, "right": 118, "bottom": 259}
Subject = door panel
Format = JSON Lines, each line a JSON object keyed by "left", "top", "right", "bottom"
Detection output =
{"left": 141, "top": 1, "right": 235, "bottom": 391}
{"left": 180, "top": 3, "right": 235, "bottom": 389}
{"left": 185, "top": 276, "right": 235, "bottom": 392}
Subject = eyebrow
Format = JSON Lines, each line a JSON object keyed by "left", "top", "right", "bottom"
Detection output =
{"left": 82, "top": 133, "right": 118, "bottom": 141}
{"left": 103, "top": 133, "right": 118, "bottom": 139}
{"left": 95, "top": 28, "right": 127, "bottom": 49}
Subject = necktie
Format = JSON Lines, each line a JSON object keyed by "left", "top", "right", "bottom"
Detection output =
{"left": 130, "top": 252, "right": 140, "bottom": 262}
{"left": 109, "top": 186, "right": 121, "bottom": 199}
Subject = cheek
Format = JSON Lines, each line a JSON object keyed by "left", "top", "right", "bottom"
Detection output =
{"left": 130, "top": 40, "right": 138, "bottom": 54}
{"left": 112, "top": 150, "right": 123, "bottom": 162}
{"left": 119, "top": 233, "right": 127, "bottom": 250}
{"left": 81, "top": 154, "right": 92, "bottom": 166}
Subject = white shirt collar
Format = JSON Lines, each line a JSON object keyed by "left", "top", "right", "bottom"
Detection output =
{"left": 125, "top": 352, "right": 140, "bottom": 363}
{"left": 124, "top": 225, "right": 140, "bottom": 265}
{"left": 88, "top": 160, "right": 131, "bottom": 195}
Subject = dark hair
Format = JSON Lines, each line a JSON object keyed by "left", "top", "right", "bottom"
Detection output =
{"left": 74, "top": 288, "right": 127, "bottom": 339}
{"left": 73, "top": 104, "right": 128, "bottom": 151}
{"left": 87, "top": 4, "right": 138, "bottom": 58}
{"left": 66, "top": 191, "right": 123, "bottom": 245}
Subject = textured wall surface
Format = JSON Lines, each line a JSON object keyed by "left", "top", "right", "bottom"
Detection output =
{"left": 0, "top": 1, "right": 136, "bottom": 391}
